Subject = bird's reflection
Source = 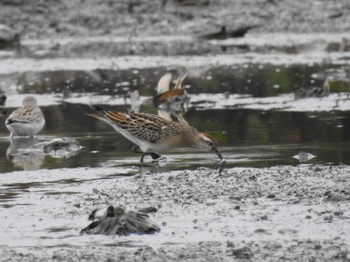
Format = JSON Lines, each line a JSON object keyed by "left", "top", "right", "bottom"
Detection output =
{"left": 6, "top": 137, "right": 45, "bottom": 171}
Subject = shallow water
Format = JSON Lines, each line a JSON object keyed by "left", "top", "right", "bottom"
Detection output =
{"left": 1, "top": 62, "right": 350, "bottom": 172}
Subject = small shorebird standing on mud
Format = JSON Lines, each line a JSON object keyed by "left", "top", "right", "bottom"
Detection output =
{"left": 5, "top": 96, "right": 45, "bottom": 138}
{"left": 86, "top": 106, "right": 223, "bottom": 163}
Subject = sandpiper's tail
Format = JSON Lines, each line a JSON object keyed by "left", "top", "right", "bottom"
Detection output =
{"left": 85, "top": 105, "right": 106, "bottom": 120}
{"left": 86, "top": 106, "right": 129, "bottom": 124}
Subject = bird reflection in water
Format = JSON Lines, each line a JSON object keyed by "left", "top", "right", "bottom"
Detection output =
{"left": 6, "top": 137, "right": 45, "bottom": 171}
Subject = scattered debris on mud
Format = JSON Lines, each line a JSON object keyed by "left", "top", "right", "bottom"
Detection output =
{"left": 1, "top": 165, "right": 350, "bottom": 261}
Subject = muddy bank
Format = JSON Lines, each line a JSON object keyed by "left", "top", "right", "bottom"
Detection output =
{"left": 0, "top": 0, "right": 349, "bottom": 41}
{"left": 0, "top": 165, "right": 350, "bottom": 261}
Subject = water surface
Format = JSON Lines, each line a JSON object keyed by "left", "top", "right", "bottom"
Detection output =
{"left": 1, "top": 64, "right": 350, "bottom": 172}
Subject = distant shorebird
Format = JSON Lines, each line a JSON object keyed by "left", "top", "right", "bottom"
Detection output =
{"left": 154, "top": 72, "right": 190, "bottom": 125}
{"left": 153, "top": 73, "right": 188, "bottom": 107}
{"left": 86, "top": 106, "right": 223, "bottom": 163}
{"left": 5, "top": 96, "right": 45, "bottom": 138}
{"left": 295, "top": 80, "right": 330, "bottom": 99}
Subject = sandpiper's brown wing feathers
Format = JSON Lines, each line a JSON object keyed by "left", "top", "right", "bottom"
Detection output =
{"left": 88, "top": 106, "right": 171, "bottom": 143}
{"left": 107, "top": 112, "right": 164, "bottom": 143}
{"left": 153, "top": 89, "right": 186, "bottom": 105}
{"left": 7, "top": 107, "right": 42, "bottom": 124}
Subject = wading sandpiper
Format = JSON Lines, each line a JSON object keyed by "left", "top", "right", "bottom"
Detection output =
{"left": 87, "top": 106, "right": 223, "bottom": 163}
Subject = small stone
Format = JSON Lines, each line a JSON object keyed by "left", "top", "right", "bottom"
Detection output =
{"left": 0, "top": 24, "right": 19, "bottom": 43}
{"left": 267, "top": 194, "right": 275, "bottom": 199}
{"left": 324, "top": 215, "right": 333, "bottom": 222}
{"left": 260, "top": 215, "right": 268, "bottom": 220}
{"left": 315, "top": 244, "right": 322, "bottom": 250}
{"left": 231, "top": 247, "right": 253, "bottom": 259}
{"left": 333, "top": 211, "right": 343, "bottom": 216}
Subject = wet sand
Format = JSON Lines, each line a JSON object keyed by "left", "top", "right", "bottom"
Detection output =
{"left": 1, "top": 165, "right": 350, "bottom": 261}
{"left": 0, "top": 0, "right": 349, "bottom": 40}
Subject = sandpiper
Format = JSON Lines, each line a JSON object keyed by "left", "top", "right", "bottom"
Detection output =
{"left": 5, "top": 96, "right": 45, "bottom": 138}
{"left": 86, "top": 106, "right": 223, "bottom": 163}
{"left": 154, "top": 73, "right": 190, "bottom": 125}
{"left": 153, "top": 73, "right": 188, "bottom": 107}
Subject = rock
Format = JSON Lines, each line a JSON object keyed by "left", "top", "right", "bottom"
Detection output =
{"left": 293, "top": 151, "right": 317, "bottom": 163}
{"left": 42, "top": 138, "right": 82, "bottom": 154}
{"left": 230, "top": 247, "right": 253, "bottom": 259}
{"left": 197, "top": 25, "right": 259, "bottom": 40}
{"left": 0, "top": 0, "right": 23, "bottom": 5}
{"left": 32, "top": 137, "right": 83, "bottom": 158}
{"left": 324, "top": 191, "right": 350, "bottom": 202}
{"left": 0, "top": 24, "right": 19, "bottom": 45}
{"left": 138, "top": 206, "right": 158, "bottom": 213}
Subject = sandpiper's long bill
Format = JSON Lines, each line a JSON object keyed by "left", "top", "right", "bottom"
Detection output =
{"left": 5, "top": 96, "right": 45, "bottom": 138}
{"left": 86, "top": 106, "right": 223, "bottom": 163}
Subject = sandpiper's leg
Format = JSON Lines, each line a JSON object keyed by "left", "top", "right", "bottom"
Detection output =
{"left": 140, "top": 153, "right": 146, "bottom": 163}
{"left": 140, "top": 152, "right": 161, "bottom": 163}
{"left": 132, "top": 146, "right": 161, "bottom": 163}
{"left": 132, "top": 145, "right": 142, "bottom": 153}
{"left": 217, "top": 159, "right": 226, "bottom": 174}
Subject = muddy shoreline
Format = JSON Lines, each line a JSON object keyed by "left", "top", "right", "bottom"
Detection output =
{"left": 1, "top": 165, "right": 350, "bottom": 261}
{"left": 0, "top": 0, "right": 350, "bottom": 41}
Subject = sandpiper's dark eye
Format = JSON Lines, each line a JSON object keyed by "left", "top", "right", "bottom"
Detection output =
{"left": 206, "top": 140, "right": 213, "bottom": 147}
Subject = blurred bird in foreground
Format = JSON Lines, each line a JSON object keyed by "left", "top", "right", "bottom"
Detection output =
{"left": 86, "top": 106, "right": 223, "bottom": 163}
{"left": 80, "top": 205, "right": 160, "bottom": 236}
{"left": 5, "top": 96, "right": 45, "bottom": 138}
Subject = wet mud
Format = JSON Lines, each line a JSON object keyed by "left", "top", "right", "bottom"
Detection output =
{"left": 0, "top": 0, "right": 349, "bottom": 40}
{"left": 1, "top": 165, "right": 350, "bottom": 261}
